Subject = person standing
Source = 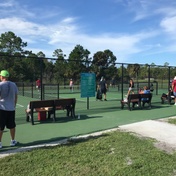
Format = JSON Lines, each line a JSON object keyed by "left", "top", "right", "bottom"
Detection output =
{"left": 127, "top": 78, "right": 134, "bottom": 96}
{"left": 0, "top": 70, "right": 18, "bottom": 148}
{"left": 69, "top": 79, "right": 74, "bottom": 92}
{"left": 99, "top": 77, "right": 108, "bottom": 101}
{"left": 36, "top": 78, "right": 41, "bottom": 92}
{"left": 172, "top": 76, "right": 176, "bottom": 105}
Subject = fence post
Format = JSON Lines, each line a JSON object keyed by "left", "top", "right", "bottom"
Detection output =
{"left": 121, "top": 63, "right": 124, "bottom": 100}
{"left": 40, "top": 58, "right": 43, "bottom": 100}
{"left": 168, "top": 67, "right": 171, "bottom": 91}
{"left": 22, "top": 82, "right": 24, "bottom": 96}
{"left": 43, "top": 84, "right": 45, "bottom": 100}
{"left": 57, "top": 83, "right": 59, "bottom": 99}
{"left": 31, "top": 83, "right": 33, "bottom": 98}
{"left": 148, "top": 65, "right": 150, "bottom": 88}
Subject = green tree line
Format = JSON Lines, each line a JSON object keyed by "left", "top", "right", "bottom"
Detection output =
{"left": 0, "top": 31, "right": 175, "bottom": 85}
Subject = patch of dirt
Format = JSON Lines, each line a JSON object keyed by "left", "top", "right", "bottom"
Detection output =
{"left": 154, "top": 142, "right": 175, "bottom": 154}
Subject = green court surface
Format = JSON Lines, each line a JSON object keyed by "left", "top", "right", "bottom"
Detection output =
{"left": 0, "top": 90, "right": 176, "bottom": 152}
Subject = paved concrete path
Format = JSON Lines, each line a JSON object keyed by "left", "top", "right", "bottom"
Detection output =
{"left": 119, "top": 117, "right": 176, "bottom": 150}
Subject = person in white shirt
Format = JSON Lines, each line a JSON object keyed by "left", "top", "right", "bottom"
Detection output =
{"left": 0, "top": 70, "right": 18, "bottom": 148}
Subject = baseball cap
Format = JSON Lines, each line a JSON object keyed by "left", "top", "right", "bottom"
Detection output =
{"left": 0, "top": 70, "right": 9, "bottom": 77}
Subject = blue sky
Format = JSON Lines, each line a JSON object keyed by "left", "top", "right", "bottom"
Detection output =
{"left": 0, "top": 0, "right": 176, "bottom": 66}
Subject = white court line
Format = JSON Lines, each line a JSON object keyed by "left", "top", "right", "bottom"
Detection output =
{"left": 64, "top": 97, "right": 118, "bottom": 102}
{"left": 16, "top": 104, "right": 24, "bottom": 108}
{"left": 45, "top": 94, "right": 119, "bottom": 102}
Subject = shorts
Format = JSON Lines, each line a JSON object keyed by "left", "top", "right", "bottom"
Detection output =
{"left": 173, "top": 92, "right": 176, "bottom": 97}
{"left": 0, "top": 110, "right": 16, "bottom": 131}
{"left": 129, "top": 87, "right": 134, "bottom": 91}
{"left": 101, "top": 88, "right": 107, "bottom": 94}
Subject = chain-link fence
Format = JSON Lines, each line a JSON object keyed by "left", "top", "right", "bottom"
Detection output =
{"left": 0, "top": 55, "right": 175, "bottom": 96}
{"left": 0, "top": 54, "right": 176, "bottom": 119}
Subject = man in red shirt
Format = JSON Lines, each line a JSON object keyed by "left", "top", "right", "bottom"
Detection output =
{"left": 172, "top": 76, "right": 176, "bottom": 105}
{"left": 36, "top": 78, "right": 41, "bottom": 92}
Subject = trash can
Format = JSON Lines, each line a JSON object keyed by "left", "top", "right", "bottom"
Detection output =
{"left": 38, "top": 111, "right": 46, "bottom": 121}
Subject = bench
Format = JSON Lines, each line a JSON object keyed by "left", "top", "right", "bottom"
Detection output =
{"left": 26, "top": 98, "right": 76, "bottom": 125}
{"left": 54, "top": 98, "right": 76, "bottom": 118}
{"left": 140, "top": 93, "right": 152, "bottom": 108}
{"left": 121, "top": 94, "right": 140, "bottom": 111}
{"left": 161, "top": 92, "right": 174, "bottom": 104}
{"left": 121, "top": 93, "right": 152, "bottom": 110}
{"left": 26, "top": 100, "right": 55, "bottom": 125}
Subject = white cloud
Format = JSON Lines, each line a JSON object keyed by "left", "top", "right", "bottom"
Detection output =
{"left": 61, "top": 17, "right": 76, "bottom": 24}
{"left": 0, "top": 18, "right": 48, "bottom": 38}
{"left": 124, "top": 0, "right": 176, "bottom": 22}
{"left": 0, "top": 0, "right": 14, "bottom": 7}
{"left": 155, "top": 7, "right": 176, "bottom": 17}
{"left": 0, "top": 0, "right": 60, "bottom": 20}
{"left": 0, "top": 14, "right": 159, "bottom": 62}
{"left": 160, "top": 16, "right": 176, "bottom": 34}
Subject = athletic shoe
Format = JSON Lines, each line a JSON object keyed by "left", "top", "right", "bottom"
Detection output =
{"left": 174, "top": 103, "right": 176, "bottom": 105}
{"left": 104, "top": 99, "right": 107, "bottom": 101}
{"left": 10, "top": 140, "right": 18, "bottom": 147}
{"left": 0, "top": 142, "right": 2, "bottom": 149}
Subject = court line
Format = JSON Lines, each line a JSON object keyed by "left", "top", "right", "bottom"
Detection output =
{"left": 16, "top": 104, "right": 24, "bottom": 107}
{"left": 59, "top": 96, "right": 119, "bottom": 102}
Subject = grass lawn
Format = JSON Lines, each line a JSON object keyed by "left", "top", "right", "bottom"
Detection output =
{"left": 168, "top": 118, "right": 176, "bottom": 125}
{"left": 0, "top": 130, "right": 176, "bottom": 176}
